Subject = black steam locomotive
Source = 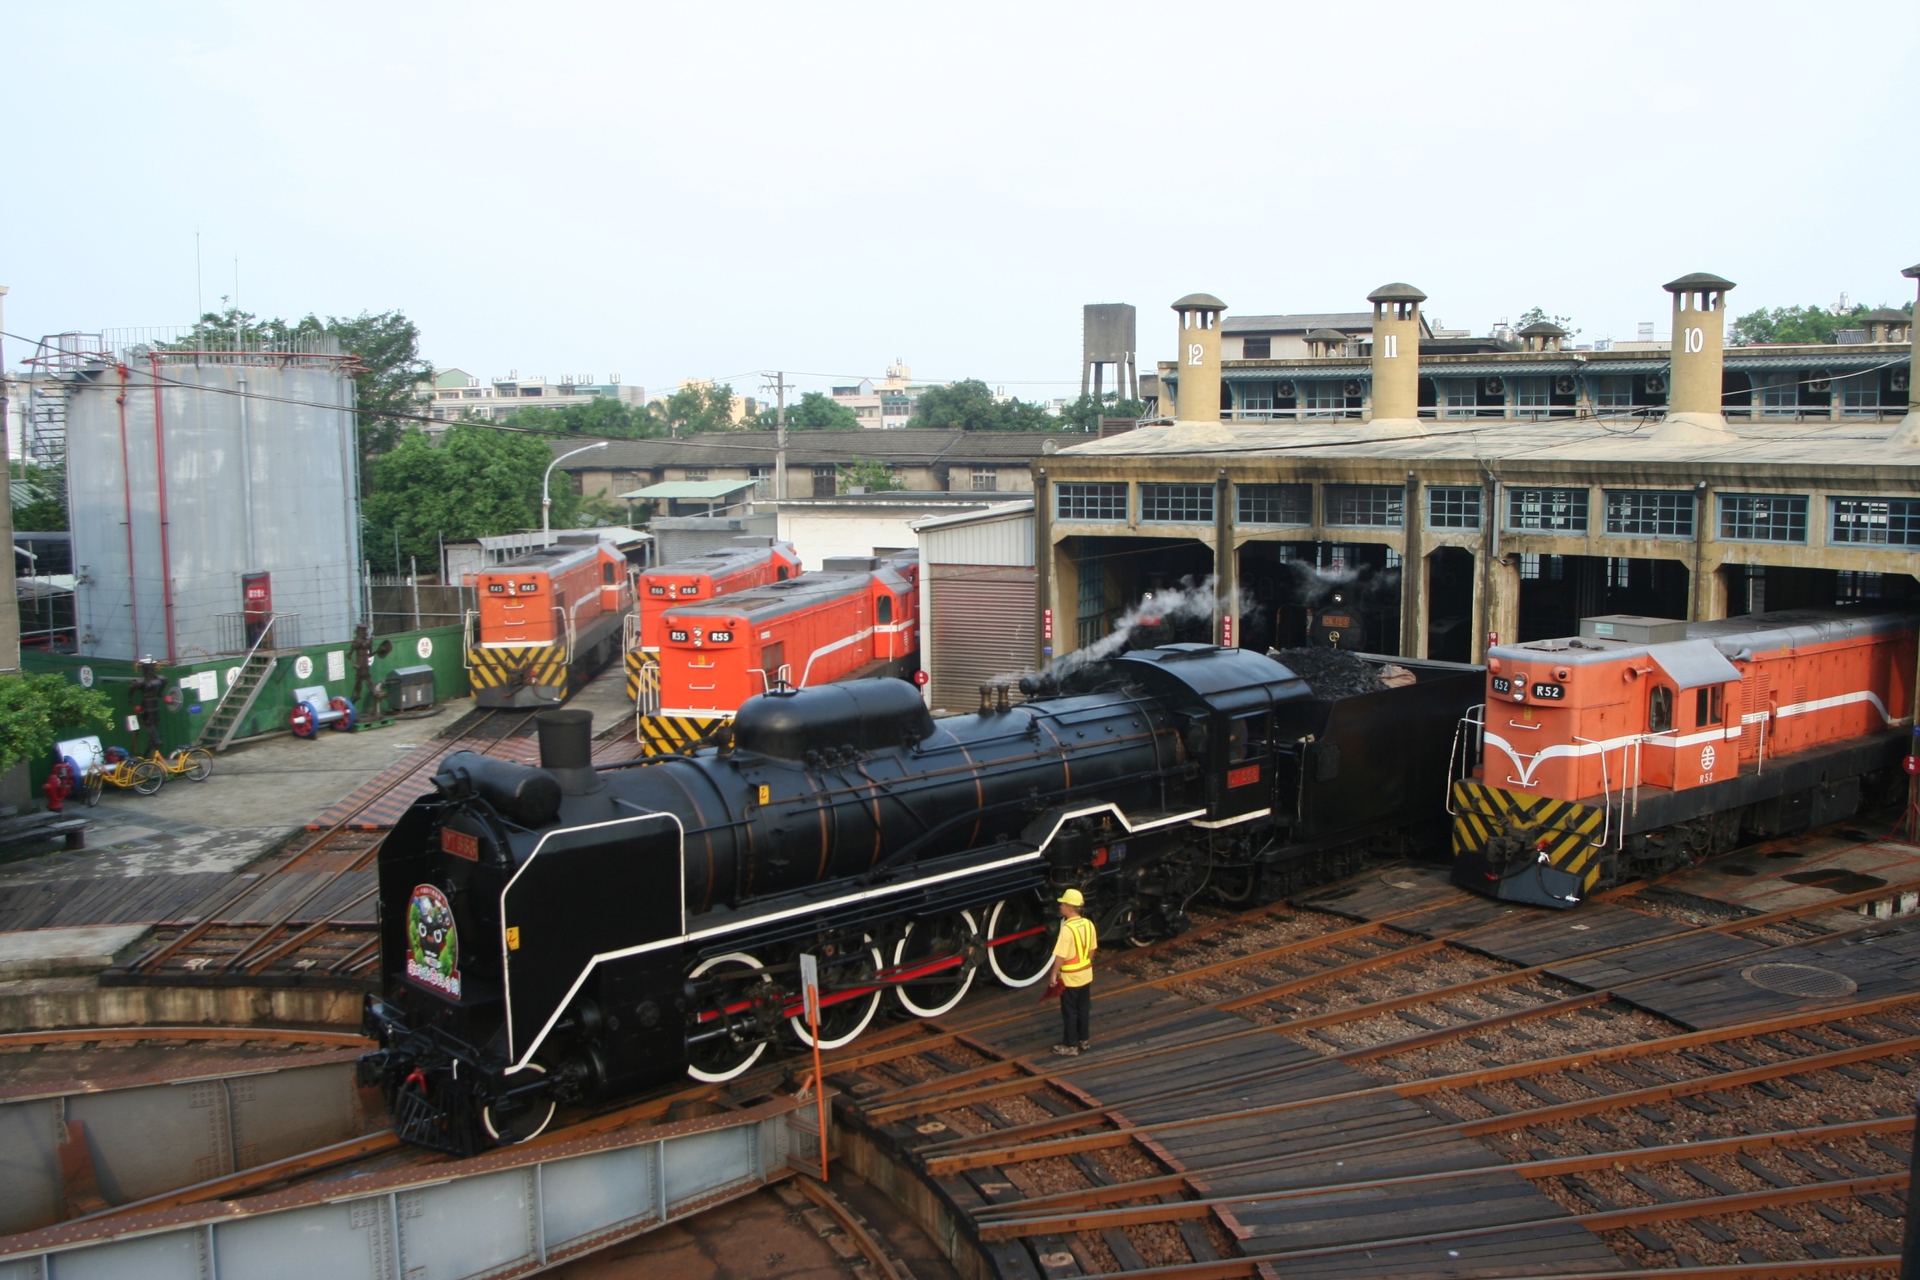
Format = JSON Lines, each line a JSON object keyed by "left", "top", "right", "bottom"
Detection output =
{"left": 360, "top": 644, "right": 1481, "bottom": 1154}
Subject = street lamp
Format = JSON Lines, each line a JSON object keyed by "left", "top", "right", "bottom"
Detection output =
{"left": 543, "top": 441, "right": 609, "bottom": 538}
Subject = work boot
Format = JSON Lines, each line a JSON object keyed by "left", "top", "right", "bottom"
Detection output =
{"left": 1079, "top": 1040, "right": 1092, "bottom": 1052}
{"left": 1051, "top": 1044, "right": 1079, "bottom": 1057}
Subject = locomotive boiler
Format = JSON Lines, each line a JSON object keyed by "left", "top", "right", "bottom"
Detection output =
{"left": 360, "top": 644, "right": 1481, "bottom": 1155}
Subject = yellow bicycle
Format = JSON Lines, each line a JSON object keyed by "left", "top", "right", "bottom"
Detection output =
{"left": 81, "top": 746, "right": 211, "bottom": 802}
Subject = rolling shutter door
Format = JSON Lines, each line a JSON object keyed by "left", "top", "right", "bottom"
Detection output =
{"left": 929, "top": 565, "right": 1036, "bottom": 713}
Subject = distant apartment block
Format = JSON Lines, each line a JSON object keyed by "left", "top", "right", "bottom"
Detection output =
{"left": 416, "top": 368, "right": 647, "bottom": 422}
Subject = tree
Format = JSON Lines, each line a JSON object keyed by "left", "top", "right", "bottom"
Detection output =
{"left": 1516, "top": 307, "right": 1580, "bottom": 337}
{"left": 657, "top": 383, "right": 740, "bottom": 435}
{"left": 837, "top": 457, "right": 905, "bottom": 493}
{"left": 9, "top": 462, "right": 67, "bottom": 532}
{"left": 1056, "top": 393, "right": 1150, "bottom": 433}
{"left": 1731, "top": 304, "right": 1859, "bottom": 346}
{"left": 909, "top": 378, "right": 1058, "bottom": 431}
{"left": 769, "top": 391, "right": 860, "bottom": 430}
{"left": 361, "top": 422, "right": 585, "bottom": 571}
{"left": 0, "top": 672, "right": 112, "bottom": 770}
{"left": 173, "top": 307, "right": 432, "bottom": 465}
{"left": 504, "top": 397, "right": 663, "bottom": 439}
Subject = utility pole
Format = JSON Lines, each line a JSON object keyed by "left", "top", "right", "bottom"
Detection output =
{"left": 761, "top": 371, "right": 796, "bottom": 501}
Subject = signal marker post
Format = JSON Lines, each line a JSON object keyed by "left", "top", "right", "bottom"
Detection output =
{"left": 799, "top": 953, "right": 828, "bottom": 1180}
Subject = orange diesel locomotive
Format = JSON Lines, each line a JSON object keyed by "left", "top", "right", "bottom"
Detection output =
{"left": 634, "top": 539, "right": 803, "bottom": 655}
{"left": 1451, "top": 609, "right": 1917, "bottom": 908}
{"left": 645, "top": 555, "right": 917, "bottom": 745}
{"left": 467, "top": 536, "right": 635, "bottom": 707}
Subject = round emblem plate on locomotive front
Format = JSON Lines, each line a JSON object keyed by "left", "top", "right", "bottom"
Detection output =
{"left": 1739, "top": 962, "right": 1856, "bottom": 999}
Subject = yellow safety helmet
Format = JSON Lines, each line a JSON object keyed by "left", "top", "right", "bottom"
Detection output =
{"left": 1057, "top": 888, "right": 1085, "bottom": 907}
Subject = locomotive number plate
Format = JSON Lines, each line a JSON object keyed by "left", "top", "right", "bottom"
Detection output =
{"left": 1491, "top": 677, "right": 1511, "bottom": 694}
{"left": 669, "top": 629, "right": 689, "bottom": 642}
{"left": 1530, "top": 682, "right": 1565, "bottom": 701}
{"left": 708, "top": 630, "right": 733, "bottom": 643}
{"left": 1226, "top": 764, "right": 1262, "bottom": 788}
{"left": 1320, "top": 615, "right": 1352, "bottom": 628}
{"left": 441, "top": 828, "right": 480, "bottom": 861}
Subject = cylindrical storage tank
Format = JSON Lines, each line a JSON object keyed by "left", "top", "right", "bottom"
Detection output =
{"left": 63, "top": 347, "right": 361, "bottom": 661}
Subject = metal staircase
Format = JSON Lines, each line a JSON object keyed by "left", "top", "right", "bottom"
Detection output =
{"left": 197, "top": 619, "right": 287, "bottom": 751}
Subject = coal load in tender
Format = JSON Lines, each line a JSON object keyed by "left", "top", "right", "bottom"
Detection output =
{"left": 1268, "top": 648, "right": 1387, "bottom": 698}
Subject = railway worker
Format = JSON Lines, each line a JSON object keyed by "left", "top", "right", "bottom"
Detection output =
{"left": 1051, "top": 889, "right": 1099, "bottom": 1056}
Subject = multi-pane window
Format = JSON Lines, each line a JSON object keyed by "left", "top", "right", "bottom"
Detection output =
{"left": 1605, "top": 490, "right": 1694, "bottom": 539}
{"left": 749, "top": 466, "right": 773, "bottom": 500}
{"left": 1237, "top": 383, "right": 1273, "bottom": 414}
{"left": 1302, "top": 382, "right": 1349, "bottom": 416}
{"left": 1441, "top": 379, "right": 1478, "bottom": 418}
{"left": 1055, "top": 483, "right": 1127, "bottom": 521}
{"left": 1518, "top": 553, "right": 1563, "bottom": 581}
{"left": 1837, "top": 373, "right": 1881, "bottom": 416}
{"left": 1514, "top": 377, "right": 1550, "bottom": 409}
{"left": 1719, "top": 494, "right": 1808, "bottom": 543}
{"left": 1759, "top": 371, "right": 1798, "bottom": 416}
{"left": 971, "top": 467, "right": 998, "bottom": 492}
{"left": 1426, "top": 486, "right": 1482, "bottom": 530}
{"left": 1830, "top": 496, "right": 1920, "bottom": 546}
{"left": 1324, "top": 485, "right": 1404, "bottom": 528}
{"left": 1241, "top": 336, "right": 1271, "bottom": 359}
{"left": 1236, "top": 483, "right": 1311, "bottom": 526}
{"left": 1139, "top": 483, "right": 1215, "bottom": 523}
{"left": 1595, "top": 376, "right": 1635, "bottom": 409}
{"left": 1507, "top": 487, "right": 1589, "bottom": 532}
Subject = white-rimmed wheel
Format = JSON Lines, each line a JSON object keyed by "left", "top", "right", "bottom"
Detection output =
{"left": 483, "top": 1062, "right": 556, "bottom": 1145}
{"left": 891, "top": 910, "right": 979, "bottom": 1018}
{"left": 985, "top": 895, "right": 1056, "bottom": 988}
{"left": 789, "top": 940, "right": 885, "bottom": 1049}
{"left": 686, "top": 951, "right": 772, "bottom": 1083}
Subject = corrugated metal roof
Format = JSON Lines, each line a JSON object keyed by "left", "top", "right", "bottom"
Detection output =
{"left": 1418, "top": 362, "right": 1583, "bottom": 379}
{"left": 1224, "top": 312, "right": 1374, "bottom": 333}
{"left": 1724, "top": 352, "right": 1900, "bottom": 371}
{"left": 910, "top": 499, "right": 1034, "bottom": 531}
{"left": 618, "top": 479, "right": 757, "bottom": 500}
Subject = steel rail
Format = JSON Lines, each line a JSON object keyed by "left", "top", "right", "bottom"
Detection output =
{"left": 0, "top": 1025, "right": 371, "bottom": 1049}
{"left": 120, "top": 706, "right": 506, "bottom": 975}
{"left": 62, "top": 1131, "right": 406, "bottom": 1225}
{"left": 878, "top": 873, "right": 1920, "bottom": 1128}
{"left": 973, "top": 1113, "right": 1916, "bottom": 1239}
{"left": 216, "top": 709, "right": 543, "bottom": 974}
{"left": 919, "top": 1002, "right": 1920, "bottom": 1176}
{"left": 792, "top": 1178, "right": 908, "bottom": 1280}
{"left": 1019, "top": 1257, "right": 1900, "bottom": 1280}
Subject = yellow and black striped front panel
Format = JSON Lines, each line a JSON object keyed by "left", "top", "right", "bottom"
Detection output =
{"left": 625, "top": 650, "right": 659, "bottom": 703}
{"left": 468, "top": 644, "right": 569, "bottom": 698}
{"left": 637, "top": 714, "right": 730, "bottom": 756}
{"left": 1451, "top": 780, "right": 1607, "bottom": 891}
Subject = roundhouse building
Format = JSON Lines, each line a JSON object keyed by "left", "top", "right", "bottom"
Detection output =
{"left": 1034, "top": 266, "right": 1920, "bottom": 668}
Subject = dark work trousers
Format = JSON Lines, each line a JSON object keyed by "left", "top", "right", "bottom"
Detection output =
{"left": 1060, "top": 983, "right": 1091, "bottom": 1046}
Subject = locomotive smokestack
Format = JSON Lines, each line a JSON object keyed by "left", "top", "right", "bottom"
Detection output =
{"left": 536, "top": 708, "right": 604, "bottom": 795}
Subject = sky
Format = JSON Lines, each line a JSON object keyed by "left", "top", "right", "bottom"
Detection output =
{"left": 2, "top": 1, "right": 1917, "bottom": 402}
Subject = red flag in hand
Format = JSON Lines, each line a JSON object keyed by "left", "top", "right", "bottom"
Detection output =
{"left": 1038, "top": 977, "right": 1064, "bottom": 1003}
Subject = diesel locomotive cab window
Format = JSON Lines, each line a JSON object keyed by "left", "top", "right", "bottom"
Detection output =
{"left": 602, "top": 562, "right": 616, "bottom": 584}
{"left": 877, "top": 596, "right": 893, "bottom": 623}
{"left": 1649, "top": 686, "right": 1675, "bottom": 734}
{"left": 1695, "top": 684, "right": 1725, "bottom": 727}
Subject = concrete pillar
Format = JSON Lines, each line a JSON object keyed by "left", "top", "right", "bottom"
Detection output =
{"left": 1400, "top": 471, "right": 1422, "bottom": 658}
{"left": 1483, "top": 556, "right": 1522, "bottom": 661}
{"left": 1652, "top": 272, "right": 1737, "bottom": 444}
{"left": 1170, "top": 293, "right": 1226, "bottom": 424}
{"left": 1888, "top": 262, "right": 1920, "bottom": 444}
{"left": 1368, "top": 282, "right": 1426, "bottom": 433}
{"left": 1214, "top": 472, "right": 1235, "bottom": 646}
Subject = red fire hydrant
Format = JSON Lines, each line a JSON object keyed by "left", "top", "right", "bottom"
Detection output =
{"left": 44, "top": 760, "right": 75, "bottom": 812}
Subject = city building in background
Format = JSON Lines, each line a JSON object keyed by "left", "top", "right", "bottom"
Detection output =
{"left": 416, "top": 367, "right": 647, "bottom": 423}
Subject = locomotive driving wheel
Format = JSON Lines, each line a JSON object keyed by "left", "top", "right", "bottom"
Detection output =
{"left": 891, "top": 910, "right": 980, "bottom": 1017}
{"left": 985, "top": 894, "right": 1055, "bottom": 988}
{"left": 789, "top": 937, "right": 885, "bottom": 1049}
{"left": 686, "top": 951, "right": 775, "bottom": 1083}
{"left": 482, "top": 1062, "right": 556, "bottom": 1146}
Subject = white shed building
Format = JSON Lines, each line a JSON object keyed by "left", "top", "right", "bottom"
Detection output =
{"left": 912, "top": 500, "right": 1036, "bottom": 714}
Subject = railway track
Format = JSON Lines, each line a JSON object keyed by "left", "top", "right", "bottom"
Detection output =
{"left": 112, "top": 707, "right": 547, "bottom": 986}
{"left": 817, "top": 862, "right": 1920, "bottom": 1276}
